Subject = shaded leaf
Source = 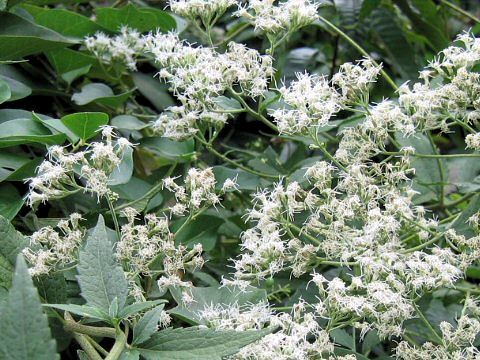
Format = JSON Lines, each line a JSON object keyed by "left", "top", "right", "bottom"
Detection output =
{"left": 0, "top": 255, "right": 59, "bottom": 360}
{"left": 72, "top": 83, "right": 134, "bottom": 107}
{"left": 76, "top": 215, "right": 128, "bottom": 314}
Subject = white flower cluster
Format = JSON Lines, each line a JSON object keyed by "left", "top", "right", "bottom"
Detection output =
{"left": 27, "top": 126, "right": 133, "bottom": 206}
{"left": 396, "top": 303, "right": 480, "bottom": 360}
{"left": 197, "top": 299, "right": 339, "bottom": 360}
{"left": 85, "top": 26, "right": 145, "bottom": 70}
{"left": 145, "top": 33, "right": 274, "bottom": 139}
{"left": 163, "top": 167, "right": 237, "bottom": 216}
{"left": 169, "top": 0, "right": 236, "bottom": 22}
{"left": 22, "top": 213, "right": 85, "bottom": 276}
{"left": 272, "top": 59, "right": 382, "bottom": 135}
{"left": 235, "top": 0, "right": 319, "bottom": 36}
{"left": 117, "top": 207, "right": 204, "bottom": 288}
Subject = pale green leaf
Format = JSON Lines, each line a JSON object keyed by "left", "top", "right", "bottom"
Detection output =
{"left": 133, "top": 304, "right": 166, "bottom": 345}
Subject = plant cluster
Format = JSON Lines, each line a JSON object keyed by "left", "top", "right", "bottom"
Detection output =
{"left": 1, "top": 0, "right": 480, "bottom": 359}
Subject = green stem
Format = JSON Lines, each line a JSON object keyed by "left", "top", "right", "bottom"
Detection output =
{"left": 440, "top": 0, "right": 480, "bottom": 23}
{"left": 64, "top": 312, "right": 103, "bottom": 360}
{"left": 105, "top": 326, "right": 128, "bottom": 360}
{"left": 216, "top": 22, "right": 250, "bottom": 46}
{"left": 114, "top": 162, "right": 177, "bottom": 212}
{"left": 229, "top": 90, "right": 279, "bottom": 132}
{"left": 85, "top": 336, "right": 110, "bottom": 357}
{"left": 107, "top": 196, "right": 121, "bottom": 241}
{"left": 412, "top": 301, "right": 443, "bottom": 344}
{"left": 198, "top": 138, "right": 278, "bottom": 179}
{"left": 317, "top": 15, "right": 398, "bottom": 91}
{"left": 401, "top": 233, "right": 443, "bottom": 254}
{"left": 64, "top": 320, "right": 117, "bottom": 338}
{"left": 384, "top": 151, "right": 480, "bottom": 159}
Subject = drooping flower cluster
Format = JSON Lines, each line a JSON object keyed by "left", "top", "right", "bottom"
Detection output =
{"left": 22, "top": 213, "right": 85, "bottom": 276}
{"left": 27, "top": 126, "right": 133, "bottom": 206}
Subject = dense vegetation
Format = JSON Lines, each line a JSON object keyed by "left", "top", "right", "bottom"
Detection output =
{"left": 1, "top": 0, "right": 480, "bottom": 359}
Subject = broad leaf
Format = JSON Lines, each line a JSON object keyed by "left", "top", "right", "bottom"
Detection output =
{"left": 136, "top": 326, "right": 272, "bottom": 360}
{"left": 34, "top": 8, "right": 105, "bottom": 37}
{"left": 0, "top": 183, "right": 24, "bottom": 220}
{"left": 173, "top": 215, "right": 224, "bottom": 251}
{"left": 133, "top": 304, "right": 166, "bottom": 345}
{"left": 0, "top": 74, "right": 31, "bottom": 101}
{"left": 0, "top": 118, "right": 66, "bottom": 148}
{"left": 112, "top": 115, "right": 147, "bottom": 130}
{"left": 131, "top": 73, "right": 175, "bottom": 112}
{"left": 0, "top": 255, "right": 58, "bottom": 360}
{"left": 169, "top": 286, "right": 267, "bottom": 325}
{"left": 0, "top": 12, "right": 76, "bottom": 60}
{"left": 44, "top": 303, "right": 111, "bottom": 322}
{"left": 95, "top": 4, "right": 176, "bottom": 33}
{"left": 108, "top": 146, "right": 134, "bottom": 185}
{"left": 46, "top": 48, "right": 96, "bottom": 85}
{"left": 72, "top": 83, "right": 134, "bottom": 107}
{"left": 76, "top": 215, "right": 128, "bottom": 314}
{"left": 212, "top": 166, "right": 262, "bottom": 191}
{"left": 61, "top": 112, "right": 109, "bottom": 142}
{"left": 140, "top": 137, "right": 195, "bottom": 164}
{"left": 0, "top": 78, "right": 10, "bottom": 104}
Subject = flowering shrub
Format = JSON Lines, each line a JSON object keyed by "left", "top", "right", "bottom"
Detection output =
{"left": 1, "top": 0, "right": 480, "bottom": 359}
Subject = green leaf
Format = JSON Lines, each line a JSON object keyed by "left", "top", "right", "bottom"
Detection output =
{"left": 61, "top": 112, "right": 109, "bottom": 142}
{"left": 112, "top": 115, "right": 147, "bottom": 130}
{"left": 0, "top": 255, "right": 59, "bottom": 360}
{"left": 133, "top": 304, "right": 166, "bottom": 345}
{"left": 212, "top": 166, "right": 261, "bottom": 191}
{"left": 0, "top": 215, "right": 29, "bottom": 287}
{"left": 76, "top": 215, "right": 129, "bottom": 314}
{"left": 0, "top": 12, "right": 76, "bottom": 60}
{"left": 212, "top": 96, "right": 242, "bottom": 112}
{"left": 0, "top": 74, "right": 32, "bottom": 101}
{"left": 396, "top": 133, "right": 443, "bottom": 204}
{"left": 46, "top": 48, "right": 96, "bottom": 85}
{"left": 43, "top": 303, "right": 111, "bottom": 322}
{"left": 72, "top": 83, "right": 134, "bottom": 107}
{"left": 0, "top": 183, "right": 24, "bottom": 220}
{"left": 108, "top": 146, "right": 134, "bottom": 185}
{"left": 0, "top": 118, "right": 66, "bottom": 148}
{"left": 140, "top": 137, "right": 195, "bottom": 164}
{"left": 371, "top": 6, "right": 419, "bottom": 80}
{"left": 35, "top": 273, "right": 67, "bottom": 305}
{"left": 0, "top": 78, "right": 10, "bottom": 104}
{"left": 449, "top": 194, "right": 480, "bottom": 239}
{"left": 131, "top": 73, "right": 175, "bottom": 112}
{"left": 136, "top": 326, "right": 272, "bottom": 360}
{"left": 118, "top": 299, "right": 168, "bottom": 319}
{"left": 95, "top": 3, "right": 176, "bottom": 33}
{"left": 34, "top": 8, "right": 105, "bottom": 38}
{"left": 119, "top": 350, "right": 140, "bottom": 360}
{"left": 173, "top": 215, "right": 224, "bottom": 251}
{"left": 169, "top": 286, "right": 267, "bottom": 325}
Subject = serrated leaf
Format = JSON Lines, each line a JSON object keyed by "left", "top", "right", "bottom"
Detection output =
{"left": 133, "top": 304, "right": 166, "bottom": 345}
{"left": 0, "top": 215, "right": 29, "bottom": 287}
{"left": 136, "top": 326, "right": 273, "bottom": 360}
{"left": 76, "top": 215, "right": 128, "bottom": 314}
{"left": 0, "top": 255, "right": 59, "bottom": 360}
{"left": 61, "top": 112, "right": 109, "bottom": 142}
{"left": 169, "top": 286, "right": 267, "bottom": 325}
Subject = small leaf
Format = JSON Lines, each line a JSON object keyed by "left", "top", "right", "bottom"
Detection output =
{"left": 131, "top": 73, "right": 175, "bottom": 112}
{"left": 137, "top": 326, "right": 273, "bottom": 360}
{"left": 61, "top": 112, "right": 109, "bottom": 142}
{"left": 0, "top": 255, "right": 59, "bottom": 360}
{"left": 108, "top": 146, "right": 134, "bottom": 185}
{"left": 72, "top": 83, "right": 134, "bottom": 107}
{"left": 118, "top": 299, "right": 168, "bottom": 319}
{"left": 43, "top": 304, "right": 111, "bottom": 322}
{"left": 140, "top": 137, "right": 195, "bottom": 164}
{"left": 133, "top": 304, "right": 166, "bottom": 345}
{"left": 0, "top": 183, "right": 24, "bottom": 220}
{"left": 112, "top": 115, "right": 147, "bottom": 130}
{"left": 212, "top": 166, "right": 262, "bottom": 191}
{"left": 76, "top": 215, "right": 129, "bottom": 314}
{"left": 0, "top": 74, "right": 32, "bottom": 102}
